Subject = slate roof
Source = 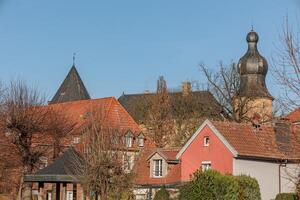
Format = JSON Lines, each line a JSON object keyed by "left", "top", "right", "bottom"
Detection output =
{"left": 24, "top": 148, "right": 82, "bottom": 183}
{"left": 134, "top": 148, "right": 181, "bottom": 187}
{"left": 49, "top": 65, "right": 90, "bottom": 104}
{"left": 118, "top": 91, "right": 223, "bottom": 123}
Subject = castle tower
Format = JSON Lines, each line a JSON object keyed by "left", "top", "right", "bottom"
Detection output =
{"left": 236, "top": 30, "right": 273, "bottom": 121}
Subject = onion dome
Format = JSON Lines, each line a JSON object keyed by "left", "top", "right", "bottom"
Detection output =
{"left": 237, "top": 31, "right": 273, "bottom": 99}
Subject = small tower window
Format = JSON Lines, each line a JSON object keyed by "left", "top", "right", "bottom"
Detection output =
{"left": 204, "top": 136, "right": 209, "bottom": 147}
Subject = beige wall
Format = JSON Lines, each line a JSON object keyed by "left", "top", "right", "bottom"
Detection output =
{"left": 233, "top": 159, "right": 299, "bottom": 200}
{"left": 233, "top": 97, "right": 273, "bottom": 122}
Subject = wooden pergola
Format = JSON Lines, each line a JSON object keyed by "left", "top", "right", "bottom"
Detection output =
{"left": 24, "top": 148, "right": 82, "bottom": 200}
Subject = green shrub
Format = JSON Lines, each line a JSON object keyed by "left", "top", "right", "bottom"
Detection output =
{"left": 275, "top": 193, "right": 298, "bottom": 200}
{"left": 179, "top": 170, "right": 239, "bottom": 200}
{"left": 154, "top": 185, "right": 170, "bottom": 200}
{"left": 236, "top": 175, "right": 261, "bottom": 200}
{"left": 179, "top": 170, "right": 261, "bottom": 200}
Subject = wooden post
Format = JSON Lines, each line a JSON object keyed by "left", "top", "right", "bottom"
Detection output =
{"left": 62, "top": 183, "right": 67, "bottom": 200}
{"left": 56, "top": 183, "right": 61, "bottom": 200}
{"left": 73, "top": 184, "right": 77, "bottom": 200}
{"left": 38, "top": 182, "right": 45, "bottom": 200}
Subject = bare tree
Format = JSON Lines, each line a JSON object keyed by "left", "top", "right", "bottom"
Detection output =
{"left": 146, "top": 76, "right": 176, "bottom": 148}
{"left": 0, "top": 81, "right": 48, "bottom": 200}
{"left": 46, "top": 107, "right": 77, "bottom": 159}
{"left": 73, "top": 111, "right": 134, "bottom": 200}
{"left": 200, "top": 62, "right": 256, "bottom": 122}
{"left": 272, "top": 17, "right": 300, "bottom": 111}
{"left": 43, "top": 107, "right": 77, "bottom": 200}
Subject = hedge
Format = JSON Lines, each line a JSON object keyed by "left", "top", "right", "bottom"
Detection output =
{"left": 275, "top": 193, "right": 299, "bottom": 200}
{"left": 154, "top": 185, "right": 170, "bottom": 200}
{"left": 179, "top": 170, "right": 261, "bottom": 200}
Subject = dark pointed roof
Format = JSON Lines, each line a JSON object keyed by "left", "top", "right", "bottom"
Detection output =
{"left": 23, "top": 148, "right": 83, "bottom": 183}
{"left": 49, "top": 65, "right": 90, "bottom": 104}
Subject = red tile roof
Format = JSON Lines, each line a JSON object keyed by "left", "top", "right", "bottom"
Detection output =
{"left": 285, "top": 108, "right": 300, "bottom": 123}
{"left": 35, "top": 97, "right": 154, "bottom": 149}
{"left": 47, "top": 97, "right": 141, "bottom": 133}
{"left": 210, "top": 120, "right": 300, "bottom": 160}
{"left": 134, "top": 148, "right": 181, "bottom": 186}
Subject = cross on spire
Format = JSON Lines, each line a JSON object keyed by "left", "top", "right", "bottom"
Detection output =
{"left": 73, "top": 53, "right": 76, "bottom": 66}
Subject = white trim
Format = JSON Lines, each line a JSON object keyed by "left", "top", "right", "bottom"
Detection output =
{"left": 176, "top": 119, "right": 238, "bottom": 159}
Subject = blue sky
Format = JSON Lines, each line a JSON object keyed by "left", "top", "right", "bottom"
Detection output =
{"left": 0, "top": 1, "right": 299, "bottom": 100}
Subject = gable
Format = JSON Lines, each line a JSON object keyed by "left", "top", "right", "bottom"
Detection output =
{"left": 176, "top": 119, "right": 238, "bottom": 159}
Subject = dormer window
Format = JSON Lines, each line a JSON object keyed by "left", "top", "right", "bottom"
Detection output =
{"left": 204, "top": 136, "right": 209, "bottom": 147}
{"left": 153, "top": 159, "right": 163, "bottom": 177}
{"left": 137, "top": 133, "right": 145, "bottom": 147}
{"left": 124, "top": 131, "right": 133, "bottom": 148}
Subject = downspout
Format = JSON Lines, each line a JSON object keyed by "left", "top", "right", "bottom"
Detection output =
{"left": 279, "top": 160, "right": 288, "bottom": 194}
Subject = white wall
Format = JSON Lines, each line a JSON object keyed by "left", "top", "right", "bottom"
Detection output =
{"left": 233, "top": 159, "right": 299, "bottom": 200}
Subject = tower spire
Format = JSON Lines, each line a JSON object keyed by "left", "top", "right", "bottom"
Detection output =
{"left": 49, "top": 59, "right": 90, "bottom": 104}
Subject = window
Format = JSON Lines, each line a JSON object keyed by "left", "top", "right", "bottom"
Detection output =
{"left": 204, "top": 136, "right": 209, "bottom": 146}
{"left": 39, "top": 156, "right": 48, "bottom": 169}
{"left": 201, "top": 161, "right": 211, "bottom": 171}
{"left": 67, "top": 191, "right": 73, "bottom": 200}
{"left": 137, "top": 134, "right": 144, "bottom": 147}
{"left": 125, "top": 132, "right": 133, "bottom": 148}
{"left": 123, "top": 154, "right": 134, "bottom": 172}
{"left": 153, "top": 159, "right": 163, "bottom": 177}
{"left": 73, "top": 137, "right": 80, "bottom": 144}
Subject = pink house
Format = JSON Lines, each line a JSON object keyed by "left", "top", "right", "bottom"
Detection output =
{"left": 175, "top": 119, "right": 300, "bottom": 200}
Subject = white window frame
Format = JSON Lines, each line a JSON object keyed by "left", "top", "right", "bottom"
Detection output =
{"left": 153, "top": 159, "right": 163, "bottom": 177}
{"left": 125, "top": 132, "right": 133, "bottom": 148}
{"left": 137, "top": 134, "right": 144, "bottom": 147}
{"left": 201, "top": 161, "right": 211, "bottom": 171}
{"left": 73, "top": 137, "right": 80, "bottom": 144}
{"left": 39, "top": 156, "right": 48, "bottom": 169}
{"left": 204, "top": 136, "right": 210, "bottom": 147}
{"left": 123, "top": 154, "right": 134, "bottom": 172}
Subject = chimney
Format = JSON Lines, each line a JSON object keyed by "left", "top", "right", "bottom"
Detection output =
{"left": 182, "top": 82, "right": 191, "bottom": 96}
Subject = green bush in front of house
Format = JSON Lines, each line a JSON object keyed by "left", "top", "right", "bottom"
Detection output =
{"left": 179, "top": 170, "right": 239, "bottom": 200}
{"left": 275, "top": 193, "right": 299, "bottom": 200}
{"left": 178, "top": 170, "right": 261, "bottom": 200}
{"left": 236, "top": 174, "right": 261, "bottom": 200}
{"left": 153, "top": 185, "right": 170, "bottom": 200}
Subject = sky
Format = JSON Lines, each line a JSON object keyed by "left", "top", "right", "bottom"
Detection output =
{"left": 0, "top": 0, "right": 299, "bottom": 100}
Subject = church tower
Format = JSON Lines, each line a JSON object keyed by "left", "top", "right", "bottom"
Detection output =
{"left": 236, "top": 30, "right": 273, "bottom": 121}
{"left": 49, "top": 64, "right": 90, "bottom": 104}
